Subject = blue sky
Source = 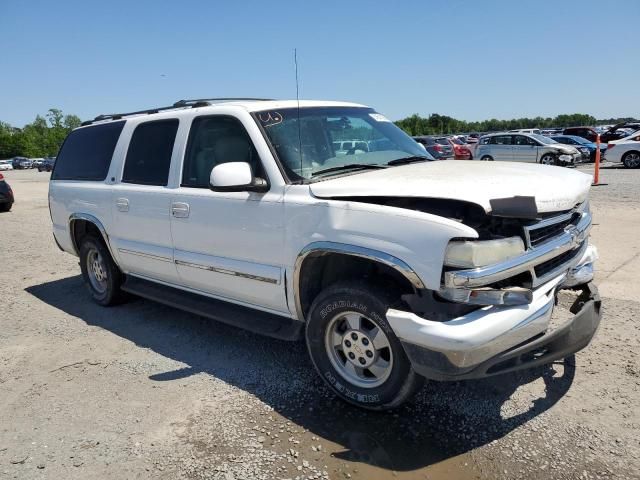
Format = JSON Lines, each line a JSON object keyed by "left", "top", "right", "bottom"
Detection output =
{"left": 1, "top": 0, "right": 638, "bottom": 126}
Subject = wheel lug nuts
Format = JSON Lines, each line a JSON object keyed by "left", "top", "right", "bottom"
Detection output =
{"left": 348, "top": 352, "right": 355, "bottom": 360}
{"left": 362, "top": 338, "right": 369, "bottom": 346}
{"left": 358, "top": 357, "right": 366, "bottom": 365}
{"left": 366, "top": 350, "right": 373, "bottom": 358}
{"left": 351, "top": 333, "right": 358, "bottom": 340}
{"left": 345, "top": 340, "right": 351, "bottom": 348}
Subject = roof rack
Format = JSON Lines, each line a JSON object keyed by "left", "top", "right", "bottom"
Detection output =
{"left": 81, "top": 97, "right": 274, "bottom": 126}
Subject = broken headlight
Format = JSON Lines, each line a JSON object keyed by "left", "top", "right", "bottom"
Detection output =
{"left": 444, "top": 237, "right": 525, "bottom": 268}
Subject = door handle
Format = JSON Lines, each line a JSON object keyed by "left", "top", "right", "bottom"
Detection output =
{"left": 171, "top": 202, "right": 190, "bottom": 218}
{"left": 116, "top": 198, "right": 129, "bottom": 212}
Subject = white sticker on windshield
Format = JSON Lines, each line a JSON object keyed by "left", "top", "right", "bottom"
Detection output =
{"left": 369, "top": 113, "right": 390, "bottom": 122}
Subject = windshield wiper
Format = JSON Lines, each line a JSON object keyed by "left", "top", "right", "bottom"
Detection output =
{"left": 311, "top": 163, "right": 387, "bottom": 177}
{"left": 386, "top": 156, "right": 431, "bottom": 166}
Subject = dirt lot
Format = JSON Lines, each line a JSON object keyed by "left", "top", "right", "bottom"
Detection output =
{"left": 0, "top": 166, "right": 639, "bottom": 480}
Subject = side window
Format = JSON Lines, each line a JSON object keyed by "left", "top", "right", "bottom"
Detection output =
{"left": 182, "top": 116, "right": 265, "bottom": 188}
{"left": 122, "top": 119, "right": 179, "bottom": 186}
{"left": 52, "top": 121, "right": 125, "bottom": 181}
{"left": 491, "top": 135, "right": 512, "bottom": 145}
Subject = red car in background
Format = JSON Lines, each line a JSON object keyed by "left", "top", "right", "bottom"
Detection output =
{"left": 447, "top": 136, "right": 473, "bottom": 159}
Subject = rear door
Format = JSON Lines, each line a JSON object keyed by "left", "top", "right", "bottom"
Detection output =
{"left": 110, "top": 119, "right": 180, "bottom": 283}
{"left": 489, "top": 135, "right": 514, "bottom": 161}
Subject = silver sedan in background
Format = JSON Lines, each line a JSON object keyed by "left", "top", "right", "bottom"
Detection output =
{"left": 476, "top": 133, "right": 582, "bottom": 166}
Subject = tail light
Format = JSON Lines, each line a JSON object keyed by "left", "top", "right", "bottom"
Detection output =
{"left": 607, "top": 143, "right": 615, "bottom": 150}
{"left": 0, "top": 173, "right": 4, "bottom": 181}
{"left": 434, "top": 144, "right": 443, "bottom": 152}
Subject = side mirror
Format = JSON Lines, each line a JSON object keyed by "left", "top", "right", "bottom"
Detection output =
{"left": 209, "top": 162, "right": 268, "bottom": 192}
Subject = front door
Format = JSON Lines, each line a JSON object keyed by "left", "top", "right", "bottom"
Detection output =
{"left": 110, "top": 119, "right": 180, "bottom": 284}
{"left": 512, "top": 135, "right": 538, "bottom": 162}
{"left": 169, "top": 114, "right": 288, "bottom": 314}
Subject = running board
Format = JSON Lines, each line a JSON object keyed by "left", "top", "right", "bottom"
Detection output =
{"left": 121, "top": 276, "right": 303, "bottom": 341}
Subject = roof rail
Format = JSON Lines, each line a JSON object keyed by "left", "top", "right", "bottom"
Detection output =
{"left": 81, "top": 98, "right": 274, "bottom": 126}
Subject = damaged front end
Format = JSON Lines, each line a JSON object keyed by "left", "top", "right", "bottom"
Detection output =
{"left": 380, "top": 195, "right": 601, "bottom": 380}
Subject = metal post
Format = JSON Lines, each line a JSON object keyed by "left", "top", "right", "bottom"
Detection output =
{"left": 593, "top": 134, "right": 601, "bottom": 185}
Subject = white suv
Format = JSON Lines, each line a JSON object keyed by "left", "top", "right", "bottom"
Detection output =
{"left": 49, "top": 98, "right": 601, "bottom": 410}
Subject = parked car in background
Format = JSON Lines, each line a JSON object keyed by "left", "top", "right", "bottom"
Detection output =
{"left": 31, "top": 158, "right": 45, "bottom": 169}
{"left": 413, "top": 135, "right": 454, "bottom": 159}
{"left": 604, "top": 130, "right": 640, "bottom": 168}
{"left": 0, "top": 160, "right": 14, "bottom": 171}
{"left": 38, "top": 157, "right": 56, "bottom": 172}
{"left": 12, "top": 157, "right": 32, "bottom": 169}
{"left": 551, "top": 135, "right": 606, "bottom": 163}
{"left": 510, "top": 128, "right": 542, "bottom": 135}
{"left": 0, "top": 173, "right": 14, "bottom": 212}
{"left": 564, "top": 123, "right": 640, "bottom": 144}
{"left": 447, "top": 136, "right": 473, "bottom": 159}
{"left": 466, "top": 133, "right": 481, "bottom": 144}
{"left": 476, "top": 133, "right": 581, "bottom": 165}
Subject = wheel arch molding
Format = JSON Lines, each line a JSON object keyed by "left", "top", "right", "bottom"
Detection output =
{"left": 293, "top": 241, "right": 426, "bottom": 322}
{"left": 68, "top": 213, "right": 118, "bottom": 261}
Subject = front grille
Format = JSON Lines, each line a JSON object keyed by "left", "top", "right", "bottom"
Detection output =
{"left": 534, "top": 244, "right": 583, "bottom": 278}
{"left": 527, "top": 217, "right": 575, "bottom": 247}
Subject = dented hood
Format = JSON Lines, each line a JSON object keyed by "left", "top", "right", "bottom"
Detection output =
{"left": 309, "top": 160, "right": 592, "bottom": 213}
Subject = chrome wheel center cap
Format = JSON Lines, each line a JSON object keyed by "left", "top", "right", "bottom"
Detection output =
{"left": 342, "top": 329, "right": 376, "bottom": 368}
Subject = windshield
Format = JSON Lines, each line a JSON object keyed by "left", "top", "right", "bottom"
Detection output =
{"left": 567, "top": 135, "right": 591, "bottom": 145}
{"left": 531, "top": 134, "right": 557, "bottom": 145}
{"left": 255, "top": 106, "right": 432, "bottom": 181}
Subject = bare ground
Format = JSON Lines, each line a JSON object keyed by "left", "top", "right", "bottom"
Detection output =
{"left": 0, "top": 165, "right": 638, "bottom": 480}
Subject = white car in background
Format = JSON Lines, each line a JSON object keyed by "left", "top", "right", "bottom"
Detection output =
{"left": 0, "top": 160, "right": 14, "bottom": 171}
{"left": 605, "top": 130, "right": 640, "bottom": 168}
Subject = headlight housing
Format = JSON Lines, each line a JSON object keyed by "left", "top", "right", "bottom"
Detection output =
{"left": 444, "top": 237, "right": 525, "bottom": 268}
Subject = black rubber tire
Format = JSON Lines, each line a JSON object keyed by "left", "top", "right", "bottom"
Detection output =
{"left": 305, "top": 282, "right": 424, "bottom": 410}
{"left": 622, "top": 151, "right": 640, "bottom": 169}
{"left": 79, "top": 235, "right": 126, "bottom": 306}
{"left": 0, "top": 202, "right": 12, "bottom": 212}
{"left": 480, "top": 155, "right": 493, "bottom": 161}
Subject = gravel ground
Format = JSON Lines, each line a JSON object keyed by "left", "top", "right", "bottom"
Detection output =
{"left": 0, "top": 164, "right": 639, "bottom": 480}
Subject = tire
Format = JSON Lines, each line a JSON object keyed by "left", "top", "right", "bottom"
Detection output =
{"left": 540, "top": 154, "right": 556, "bottom": 165}
{"left": 305, "top": 282, "right": 424, "bottom": 410}
{"left": 480, "top": 155, "right": 493, "bottom": 161}
{"left": 622, "top": 151, "right": 640, "bottom": 169}
{"left": 79, "top": 235, "right": 126, "bottom": 306}
{"left": 0, "top": 202, "right": 12, "bottom": 212}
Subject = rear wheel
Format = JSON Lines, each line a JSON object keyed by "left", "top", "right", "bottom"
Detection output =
{"left": 480, "top": 155, "right": 493, "bottom": 161}
{"left": 305, "top": 282, "right": 424, "bottom": 410}
{"left": 79, "top": 235, "right": 126, "bottom": 306}
{"left": 0, "top": 202, "right": 12, "bottom": 212}
{"left": 622, "top": 151, "right": 640, "bottom": 168}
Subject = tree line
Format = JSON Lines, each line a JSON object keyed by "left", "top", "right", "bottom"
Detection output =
{"left": 1, "top": 109, "right": 637, "bottom": 159}
{"left": 394, "top": 112, "right": 638, "bottom": 136}
{"left": 0, "top": 109, "right": 81, "bottom": 159}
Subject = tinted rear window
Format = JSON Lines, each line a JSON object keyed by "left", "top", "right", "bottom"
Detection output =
{"left": 52, "top": 121, "right": 125, "bottom": 181}
{"left": 122, "top": 119, "right": 178, "bottom": 186}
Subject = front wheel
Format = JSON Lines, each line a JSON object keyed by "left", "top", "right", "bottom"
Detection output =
{"left": 0, "top": 202, "right": 12, "bottom": 212}
{"left": 622, "top": 151, "right": 640, "bottom": 168}
{"left": 305, "top": 283, "right": 423, "bottom": 410}
{"left": 540, "top": 154, "right": 556, "bottom": 165}
{"left": 480, "top": 155, "right": 493, "bottom": 161}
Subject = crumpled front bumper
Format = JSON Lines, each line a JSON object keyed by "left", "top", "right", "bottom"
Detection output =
{"left": 387, "top": 248, "right": 601, "bottom": 381}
